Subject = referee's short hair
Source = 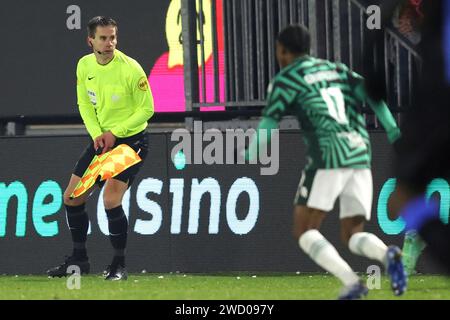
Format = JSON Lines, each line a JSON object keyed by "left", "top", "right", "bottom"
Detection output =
{"left": 87, "top": 16, "right": 118, "bottom": 38}
{"left": 277, "top": 25, "right": 311, "bottom": 55}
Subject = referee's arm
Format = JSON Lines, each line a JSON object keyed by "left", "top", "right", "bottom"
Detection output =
{"left": 110, "top": 67, "right": 154, "bottom": 137}
{"left": 77, "top": 65, "right": 103, "bottom": 140}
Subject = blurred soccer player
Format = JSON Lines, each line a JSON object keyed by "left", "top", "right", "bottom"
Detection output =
{"left": 382, "top": 0, "right": 450, "bottom": 274}
{"left": 244, "top": 25, "right": 406, "bottom": 299}
{"left": 47, "top": 16, "right": 154, "bottom": 280}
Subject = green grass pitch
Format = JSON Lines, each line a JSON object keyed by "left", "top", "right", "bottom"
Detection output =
{"left": 0, "top": 273, "right": 448, "bottom": 300}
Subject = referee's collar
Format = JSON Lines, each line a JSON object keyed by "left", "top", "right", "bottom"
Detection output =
{"left": 96, "top": 51, "right": 118, "bottom": 67}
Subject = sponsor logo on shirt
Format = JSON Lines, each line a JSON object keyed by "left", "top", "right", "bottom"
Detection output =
{"left": 138, "top": 76, "right": 149, "bottom": 91}
{"left": 88, "top": 90, "right": 97, "bottom": 106}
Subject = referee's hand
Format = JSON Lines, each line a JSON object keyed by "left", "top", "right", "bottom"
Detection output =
{"left": 94, "top": 131, "right": 116, "bottom": 155}
{"left": 101, "top": 131, "right": 116, "bottom": 154}
{"left": 94, "top": 135, "right": 104, "bottom": 154}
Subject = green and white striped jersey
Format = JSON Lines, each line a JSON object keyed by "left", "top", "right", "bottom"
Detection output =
{"left": 262, "top": 55, "right": 399, "bottom": 170}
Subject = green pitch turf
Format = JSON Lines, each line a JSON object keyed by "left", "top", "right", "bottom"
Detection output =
{"left": 0, "top": 273, "right": 448, "bottom": 300}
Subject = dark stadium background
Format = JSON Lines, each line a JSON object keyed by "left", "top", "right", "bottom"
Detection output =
{"left": 0, "top": 0, "right": 168, "bottom": 117}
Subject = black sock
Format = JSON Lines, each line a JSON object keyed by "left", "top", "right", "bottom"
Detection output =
{"left": 111, "top": 256, "right": 125, "bottom": 267}
{"left": 106, "top": 205, "right": 128, "bottom": 266}
{"left": 66, "top": 204, "right": 89, "bottom": 260}
{"left": 72, "top": 248, "right": 88, "bottom": 260}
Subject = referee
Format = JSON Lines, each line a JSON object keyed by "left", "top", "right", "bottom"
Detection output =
{"left": 47, "top": 16, "right": 154, "bottom": 280}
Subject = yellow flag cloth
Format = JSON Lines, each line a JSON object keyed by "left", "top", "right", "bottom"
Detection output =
{"left": 70, "top": 144, "right": 142, "bottom": 199}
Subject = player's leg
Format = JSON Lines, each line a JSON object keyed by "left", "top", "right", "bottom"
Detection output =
{"left": 387, "top": 181, "right": 426, "bottom": 274}
{"left": 47, "top": 175, "right": 96, "bottom": 277}
{"left": 102, "top": 178, "right": 129, "bottom": 280}
{"left": 293, "top": 169, "right": 364, "bottom": 299}
{"left": 390, "top": 113, "right": 450, "bottom": 273}
{"left": 63, "top": 174, "right": 97, "bottom": 259}
{"left": 341, "top": 219, "right": 389, "bottom": 264}
{"left": 341, "top": 169, "right": 407, "bottom": 296}
{"left": 341, "top": 169, "right": 386, "bottom": 261}
{"left": 102, "top": 131, "right": 149, "bottom": 281}
{"left": 294, "top": 205, "right": 361, "bottom": 286}
{"left": 47, "top": 143, "right": 98, "bottom": 277}
{"left": 402, "top": 230, "right": 426, "bottom": 275}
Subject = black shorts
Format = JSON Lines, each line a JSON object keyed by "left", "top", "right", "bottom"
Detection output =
{"left": 73, "top": 131, "right": 149, "bottom": 188}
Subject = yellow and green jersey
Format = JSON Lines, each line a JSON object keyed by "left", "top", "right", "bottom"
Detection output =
{"left": 258, "top": 56, "right": 400, "bottom": 170}
{"left": 76, "top": 50, "right": 154, "bottom": 139}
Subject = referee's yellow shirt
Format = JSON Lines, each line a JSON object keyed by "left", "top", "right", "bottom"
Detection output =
{"left": 76, "top": 50, "right": 154, "bottom": 139}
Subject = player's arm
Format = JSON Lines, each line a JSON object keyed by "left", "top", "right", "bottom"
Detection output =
{"left": 366, "top": 96, "right": 400, "bottom": 143}
{"left": 110, "top": 65, "right": 154, "bottom": 137}
{"left": 351, "top": 71, "right": 401, "bottom": 144}
{"left": 77, "top": 62, "right": 103, "bottom": 141}
{"left": 245, "top": 79, "right": 297, "bottom": 161}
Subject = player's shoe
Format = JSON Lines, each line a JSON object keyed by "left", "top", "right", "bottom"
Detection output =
{"left": 104, "top": 264, "right": 128, "bottom": 281}
{"left": 386, "top": 245, "right": 407, "bottom": 296}
{"left": 46, "top": 255, "right": 90, "bottom": 277}
{"left": 338, "top": 281, "right": 369, "bottom": 300}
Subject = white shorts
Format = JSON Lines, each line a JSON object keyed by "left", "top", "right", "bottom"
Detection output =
{"left": 294, "top": 168, "right": 373, "bottom": 220}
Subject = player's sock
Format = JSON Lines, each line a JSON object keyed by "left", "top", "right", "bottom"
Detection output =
{"left": 106, "top": 205, "right": 128, "bottom": 267}
{"left": 348, "top": 232, "right": 387, "bottom": 263}
{"left": 73, "top": 245, "right": 88, "bottom": 261}
{"left": 402, "top": 230, "right": 426, "bottom": 274}
{"left": 111, "top": 255, "right": 125, "bottom": 267}
{"left": 299, "top": 229, "right": 360, "bottom": 286}
{"left": 66, "top": 204, "right": 89, "bottom": 260}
